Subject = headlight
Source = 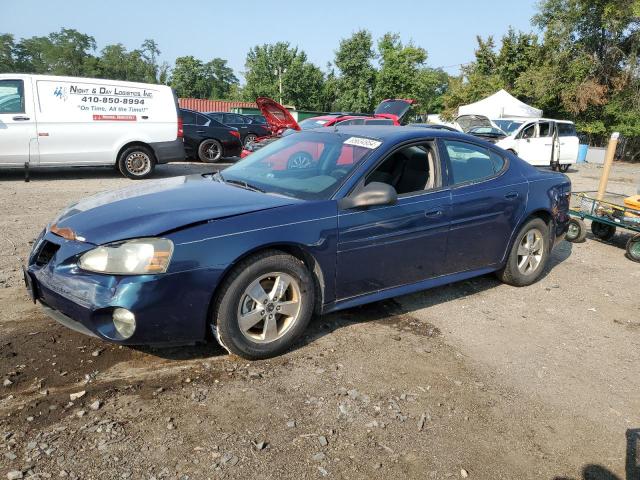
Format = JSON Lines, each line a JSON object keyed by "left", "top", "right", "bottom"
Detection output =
{"left": 78, "top": 238, "right": 174, "bottom": 275}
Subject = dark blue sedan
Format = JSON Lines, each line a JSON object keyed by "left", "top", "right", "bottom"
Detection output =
{"left": 24, "top": 127, "right": 571, "bottom": 359}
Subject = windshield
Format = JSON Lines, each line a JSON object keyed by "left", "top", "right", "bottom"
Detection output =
{"left": 298, "top": 118, "right": 332, "bottom": 130}
{"left": 221, "top": 131, "right": 378, "bottom": 200}
{"left": 494, "top": 120, "right": 524, "bottom": 135}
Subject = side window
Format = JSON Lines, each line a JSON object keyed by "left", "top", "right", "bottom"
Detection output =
{"left": 0, "top": 80, "right": 25, "bottom": 114}
{"left": 196, "top": 114, "right": 209, "bottom": 126}
{"left": 443, "top": 140, "right": 503, "bottom": 185}
{"left": 520, "top": 124, "right": 535, "bottom": 139}
{"left": 224, "top": 113, "right": 242, "bottom": 124}
{"left": 537, "top": 122, "right": 553, "bottom": 137}
{"left": 365, "top": 144, "right": 437, "bottom": 195}
{"left": 336, "top": 119, "right": 355, "bottom": 126}
{"left": 208, "top": 113, "right": 223, "bottom": 122}
{"left": 558, "top": 123, "right": 577, "bottom": 137}
{"left": 181, "top": 111, "right": 196, "bottom": 125}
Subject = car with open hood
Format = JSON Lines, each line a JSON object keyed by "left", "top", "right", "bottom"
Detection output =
{"left": 241, "top": 98, "right": 416, "bottom": 157}
{"left": 24, "top": 126, "right": 571, "bottom": 359}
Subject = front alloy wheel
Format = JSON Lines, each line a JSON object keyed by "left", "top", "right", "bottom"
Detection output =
{"left": 238, "top": 273, "right": 302, "bottom": 343}
{"left": 213, "top": 250, "right": 315, "bottom": 359}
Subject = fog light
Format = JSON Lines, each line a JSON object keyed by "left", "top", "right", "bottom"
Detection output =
{"left": 112, "top": 308, "right": 136, "bottom": 339}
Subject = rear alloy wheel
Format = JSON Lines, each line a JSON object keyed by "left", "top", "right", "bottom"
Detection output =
{"left": 591, "top": 221, "right": 616, "bottom": 241}
{"left": 566, "top": 218, "right": 587, "bottom": 243}
{"left": 496, "top": 218, "right": 549, "bottom": 286}
{"left": 626, "top": 234, "right": 640, "bottom": 262}
{"left": 198, "top": 139, "right": 223, "bottom": 163}
{"left": 117, "top": 146, "right": 156, "bottom": 179}
{"left": 213, "top": 251, "right": 315, "bottom": 359}
{"left": 244, "top": 134, "right": 258, "bottom": 147}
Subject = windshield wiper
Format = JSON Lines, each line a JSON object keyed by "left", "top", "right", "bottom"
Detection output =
{"left": 224, "top": 178, "right": 265, "bottom": 193}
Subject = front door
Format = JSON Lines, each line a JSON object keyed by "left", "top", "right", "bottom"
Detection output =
{"left": 516, "top": 121, "right": 554, "bottom": 166}
{"left": 336, "top": 142, "right": 451, "bottom": 300}
{"left": 0, "top": 78, "right": 38, "bottom": 166}
{"left": 441, "top": 139, "right": 528, "bottom": 273}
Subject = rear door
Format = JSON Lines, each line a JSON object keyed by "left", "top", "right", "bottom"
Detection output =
{"left": 0, "top": 77, "right": 38, "bottom": 166}
{"left": 442, "top": 139, "right": 528, "bottom": 273}
{"left": 558, "top": 122, "right": 579, "bottom": 164}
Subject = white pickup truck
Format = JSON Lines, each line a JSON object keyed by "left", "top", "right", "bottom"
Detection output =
{"left": 0, "top": 74, "right": 185, "bottom": 179}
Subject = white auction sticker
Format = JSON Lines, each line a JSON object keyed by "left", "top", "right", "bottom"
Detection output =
{"left": 343, "top": 137, "right": 382, "bottom": 149}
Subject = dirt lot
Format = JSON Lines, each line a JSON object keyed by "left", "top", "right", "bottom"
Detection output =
{"left": 1, "top": 162, "right": 639, "bottom": 480}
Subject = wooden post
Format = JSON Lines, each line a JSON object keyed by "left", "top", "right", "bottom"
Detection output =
{"left": 596, "top": 132, "right": 620, "bottom": 201}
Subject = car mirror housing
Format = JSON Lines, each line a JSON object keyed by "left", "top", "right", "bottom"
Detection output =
{"left": 339, "top": 182, "right": 398, "bottom": 210}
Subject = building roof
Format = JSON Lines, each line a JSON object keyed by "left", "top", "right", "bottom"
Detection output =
{"left": 178, "top": 98, "right": 257, "bottom": 113}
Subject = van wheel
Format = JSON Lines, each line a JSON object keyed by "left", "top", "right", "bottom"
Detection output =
{"left": 198, "top": 139, "right": 223, "bottom": 163}
{"left": 118, "top": 146, "right": 156, "bottom": 179}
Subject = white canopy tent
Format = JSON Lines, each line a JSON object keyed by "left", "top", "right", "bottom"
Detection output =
{"left": 457, "top": 89, "right": 542, "bottom": 119}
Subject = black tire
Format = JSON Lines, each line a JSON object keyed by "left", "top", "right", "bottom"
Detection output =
{"left": 550, "top": 163, "right": 559, "bottom": 171}
{"left": 591, "top": 221, "right": 616, "bottom": 241}
{"left": 558, "top": 164, "right": 570, "bottom": 173}
{"left": 243, "top": 134, "right": 258, "bottom": 147}
{"left": 566, "top": 218, "right": 587, "bottom": 243}
{"left": 626, "top": 234, "right": 640, "bottom": 262}
{"left": 117, "top": 145, "right": 156, "bottom": 179}
{"left": 198, "top": 139, "right": 223, "bottom": 163}
{"left": 212, "top": 250, "right": 316, "bottom": 359}
{"left": 496, "top": 218, "right": 549, "bottom": 287}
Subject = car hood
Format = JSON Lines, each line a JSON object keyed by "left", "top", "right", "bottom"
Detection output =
{"left": 52, "top": 175, "right": 300, "bottom": 245}
{"left": 256, "top": 97, "right": 300, "bottom": 134}
{"left": 374, "top": 99, "right": 415, "bottom": 122}
{"left": 455, "top": 114, "right": 496, "bottom": 133}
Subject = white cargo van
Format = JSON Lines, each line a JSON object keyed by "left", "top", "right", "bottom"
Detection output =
{"left": 0, "top": 74, "right": 185, "bottom": 179}
{"left": 456, "top": 114, "right": 580, "bottom": 172}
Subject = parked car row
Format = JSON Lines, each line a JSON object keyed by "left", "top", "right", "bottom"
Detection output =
{"left": 0, "top": 73, "right": 581, "bottom": 180}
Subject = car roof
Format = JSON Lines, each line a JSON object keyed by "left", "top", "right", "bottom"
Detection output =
{"left": 308, "top": 125, "right": 483, "bottom": 144}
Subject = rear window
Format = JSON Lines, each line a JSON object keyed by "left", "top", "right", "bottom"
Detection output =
{"left": 299, "top": 118, "right": 331, "bottom": 130}
{"left": 558, "top": 123, "right": 577, "bottom": 137}
{"left": 444, "top": 140, "right": 505, "bottom": 185}
{"left": 181, "top": 110, "right": 196, "bottom": 125}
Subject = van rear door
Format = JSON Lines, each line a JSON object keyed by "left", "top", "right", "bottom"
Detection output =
{"left": 0, "top": 76, "right": 38, "bottom": 166}
{"left": 558, "top": 122, "right": 579, "bottom": 164}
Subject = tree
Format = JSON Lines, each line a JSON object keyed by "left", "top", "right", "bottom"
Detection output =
{"left": 0, "top": 34, "right": 15, "bottom": 73}
{"left": 141, "top": 39, "right": 161, "bottom": 83}
{"left": 243, "top": 42, "right": 323, "bottom": 109}
{"left": 204, "top": 58, "right": 238, "bottom": 99}
{"left": 171, "top": 56, "right": 209, "bottom": 98}
{"left": 333, "top": 30, "right": 377, "bottom": 112}
{"left": 373, "top": 33, "right": 448, "bottom": 115}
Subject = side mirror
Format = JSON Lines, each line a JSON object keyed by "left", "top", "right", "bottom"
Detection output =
{"left": 338, "top": 182, "right": 398, "bottom": 210}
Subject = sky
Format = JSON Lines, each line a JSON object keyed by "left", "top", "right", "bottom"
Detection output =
{"left": 2, "top": 0, "right": 540, "bottom": 81}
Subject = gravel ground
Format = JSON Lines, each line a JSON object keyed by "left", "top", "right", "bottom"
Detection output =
{"left": 0, "top": 161, "right": 639, "bottom": 480}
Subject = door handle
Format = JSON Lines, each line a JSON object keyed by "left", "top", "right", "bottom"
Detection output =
{"left": 424, "top": 209, "right": 443, "bottom": 217}
{"left": 504, "top": 192, "right": 519, "bottom": 200}
{"left": 196, "top": 130, "right": 206, "bottom": 133}
{"left": 13, "top": 116, "right": 30, "bottom": 121}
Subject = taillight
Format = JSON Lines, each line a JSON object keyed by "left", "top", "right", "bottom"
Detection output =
{"left": 230, "top": 130, "right": 240, "bottom": 139}
{"left": 177, "top": 116, "right": 184, "bottom": 138}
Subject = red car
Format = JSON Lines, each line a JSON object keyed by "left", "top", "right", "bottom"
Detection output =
{"left": 241, "top": 97, "right": 415, "bottom": 158}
